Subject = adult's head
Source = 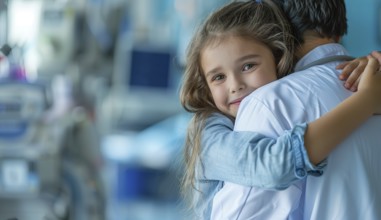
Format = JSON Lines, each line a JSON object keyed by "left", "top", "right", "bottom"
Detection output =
{"left": 274, "top": 0, "right": 348, "bottom": 43}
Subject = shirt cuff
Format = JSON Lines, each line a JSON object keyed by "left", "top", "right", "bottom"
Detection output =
{"left": 289, "top": 123, "right": 326, "bottom": 179}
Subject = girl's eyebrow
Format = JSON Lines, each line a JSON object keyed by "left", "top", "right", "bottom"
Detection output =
{"left": 205, "top": 67, "right": 221, "bottom": 79}
{"left": 236, "top": 54, "right": 260, "bottom": 63}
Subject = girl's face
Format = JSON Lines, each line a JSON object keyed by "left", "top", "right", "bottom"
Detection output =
{"left": 201, "top": 36, "right": 278, "bottom": 117}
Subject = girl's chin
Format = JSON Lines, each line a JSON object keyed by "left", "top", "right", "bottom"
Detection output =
{"left": 231, "top": 107, "right": 239, "bottom": 117}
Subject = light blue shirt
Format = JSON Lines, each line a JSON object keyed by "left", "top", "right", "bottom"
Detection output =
{"left": 193, "top": 113, "right": 324, "bottom": 219}
{"left": 213, "top": 43, "right": 381, "bottom": 220}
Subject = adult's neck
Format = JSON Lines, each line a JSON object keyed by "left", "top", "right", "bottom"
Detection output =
{"left": 296, "top": 31, "right": 339, "bottom": 59}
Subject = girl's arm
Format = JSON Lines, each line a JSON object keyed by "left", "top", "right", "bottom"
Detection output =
{"left": 200, "top": 113, "right": 312, "bottom": 189}
{"left": 305, "top": 56, "right": 381, "bottom": 165}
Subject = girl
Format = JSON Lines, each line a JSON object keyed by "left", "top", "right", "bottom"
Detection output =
{"left": 179, "top": 0, "right": 381, "bottom": 219}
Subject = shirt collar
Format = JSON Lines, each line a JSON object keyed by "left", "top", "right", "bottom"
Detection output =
{"left": 294, "top": 43, "right": 350, "bottom": 72}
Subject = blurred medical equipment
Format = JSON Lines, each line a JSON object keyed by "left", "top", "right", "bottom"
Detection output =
{"left": 35, "top": 0, "right": 77, "bottom": 75}
{"left": 102, "top": 112, "right": 192, "bottom": 220}
{"left": 0, "top": 39, "right": 104, "bottom": 220}
{"left": 0, "top": 43, "right": 66, "bottom": 218}
{"left": 98, "top": 43, "right": 183, "bottom": 132}
{"left": 0, "top": 79, "right": 64, "bottom": 219}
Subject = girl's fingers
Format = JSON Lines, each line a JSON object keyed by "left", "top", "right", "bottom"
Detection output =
{"left": 370, "top": 51, "right": 381, "bottom": 66}
{"left": 337, "top": 61, "right": 355, "bottom": 80}
{"left": 349, "top": 76, "right": 360, "bottom": 92}
{"left": 344, "top": 66, "right": 363, "bottom": 90}
{"left": 359, "top": 56, "right": 378, "bottom": 85}
{"left": 336, "top": 61, "right": 349, "bottom": 70}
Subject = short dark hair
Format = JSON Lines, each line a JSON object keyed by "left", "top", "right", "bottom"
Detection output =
{"left": 274, "top": 0, "right": 348, "bottom": 43}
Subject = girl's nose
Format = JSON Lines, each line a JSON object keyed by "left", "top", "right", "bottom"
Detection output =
{"left": 230, "top": 76, "right": 245, "bottom": 93}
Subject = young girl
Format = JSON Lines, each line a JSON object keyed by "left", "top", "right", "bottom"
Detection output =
{"left": 179, "top": 1, "right": 381, "bottom": 219}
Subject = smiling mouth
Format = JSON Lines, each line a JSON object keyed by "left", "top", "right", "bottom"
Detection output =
{"left": 230, "top": 98, "right": 244, "bottom": 105}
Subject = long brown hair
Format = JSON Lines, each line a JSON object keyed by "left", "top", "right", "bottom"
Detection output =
{"left": 179, "top": 0, "right": 296, "bottom": 210}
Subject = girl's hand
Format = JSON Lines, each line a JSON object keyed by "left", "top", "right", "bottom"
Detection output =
{"left": 336, "top": 56, "right": 368, "bottom": 92}
{"left": 357, "top": 56, "right": 381, "bottom": 114}
{"left": 370, "top": 51, "right": 381, "bottom": 66}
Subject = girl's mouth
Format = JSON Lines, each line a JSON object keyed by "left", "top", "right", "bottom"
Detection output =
{"left": 230, "top": 97, "right": 244, "bottom": 105}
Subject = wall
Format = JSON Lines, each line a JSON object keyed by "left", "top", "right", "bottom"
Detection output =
{"left": 343, "top": 0, "right": 381, "bottom": 56}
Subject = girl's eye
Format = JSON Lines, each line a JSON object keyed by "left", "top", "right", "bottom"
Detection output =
{"left": 212, "top": 74, "right": 225, "bottom": 81}
{"left": 242, "top": 63, "right": 255, "bottom": 71}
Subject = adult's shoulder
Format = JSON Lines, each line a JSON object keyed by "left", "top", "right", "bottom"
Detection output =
{"left": 247, "top": 68, "right": 322, "bottom": 103}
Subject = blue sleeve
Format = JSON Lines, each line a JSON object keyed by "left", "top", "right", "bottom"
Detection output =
{"left": 199, "top": 113, "right": 326, "bottom": 190}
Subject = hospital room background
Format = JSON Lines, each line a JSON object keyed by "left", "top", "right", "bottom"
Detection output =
{"left": 0, "top": 0, "right": 379, "bottom": 219}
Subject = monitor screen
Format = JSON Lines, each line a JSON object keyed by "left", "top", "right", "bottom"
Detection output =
{"left": 106, "top": 45, "right": 182, "bottom": 131}
{"left": 128, "top": 48, "right": 172, "bottom": 89}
